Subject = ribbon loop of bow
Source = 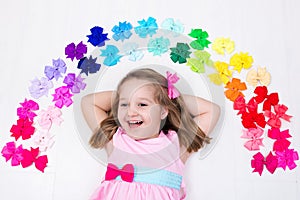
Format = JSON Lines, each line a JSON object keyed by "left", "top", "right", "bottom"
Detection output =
{"left": 251, "top": 152, "right": 278, "bottom": 175}
{"left": 268, "top": 128, "right": 291, "bottom": 151}
{"left": 241, "top": 127, "right": 264, "bottom": 151}
{"left": 246, "top": 67, "right": 271, "bottom": 87}
{"left": 105, "top": 163, "right": 134, "bottom": 182}
{"left": 253, "top": 86, "right": 279, "bottom": 111}
{"left": 241, "top": 111, "right": 266, "bottom": 129}
{"left": 234, "top": 96, "right": 258, "bottom": 115}
{"left": 264, "top": 104, "right": 292, "bottom": 128}
{"left": 166, "top": 71, "right": 180, "bottom": 99}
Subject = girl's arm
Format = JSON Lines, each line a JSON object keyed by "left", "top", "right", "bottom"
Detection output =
{"left": 81, "top": 91, "right": 114, "bottom": 132}
{"left": 182, "top": 94, "right": 220, "bottom": 135}
{"left": 81, "top": 91, "right": 220, "bottom": 136}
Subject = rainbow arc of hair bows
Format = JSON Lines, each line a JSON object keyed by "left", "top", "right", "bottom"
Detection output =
{"left": 1, "top": 17, "right": 298, "bottom": 175}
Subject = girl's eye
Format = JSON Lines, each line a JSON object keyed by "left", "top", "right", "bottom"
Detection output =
{"left": 120, "top": 103, "right": 128, "bottom": 107}
{"left": 138, "top": 103, "right": 147, "bottom": 107}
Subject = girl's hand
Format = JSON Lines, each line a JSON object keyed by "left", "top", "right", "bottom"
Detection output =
{"left": 182, "top": 94, "right": 220, "bottom": 135}
{"left": 81, "top": 91, "right": 114, "bottom": 132}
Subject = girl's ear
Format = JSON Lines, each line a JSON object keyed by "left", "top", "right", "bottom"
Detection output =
{"left": 160, "top": 107, "right": 169, "bottom": 120}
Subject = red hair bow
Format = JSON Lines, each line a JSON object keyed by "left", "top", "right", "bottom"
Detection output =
{"left": 241, "top": 111, "right": 266, "bottom": 129}
{"left": 105, "top": 163, "right": 134, "bottom": 182}
{"left": 21, "top": 147, "right": 48, "bottom": 172}
{"left": 254, "top": 86, "right": 279, "bottom": 111}
{"left": 251, "top": 152, "right": 278, "bottom": 175}
{"left": 233, "top": 96, "right": 266, "bottom": 128}
{"left": 264, "top": 104, "right": 292, "bottom": 128}
{"left": 10, "top": 118, "right": 35, "bottom": 141}
{"left": 234, "top": 96, "right": 257, "bottom": 115}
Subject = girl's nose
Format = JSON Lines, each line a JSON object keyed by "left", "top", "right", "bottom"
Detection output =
{"left": 127, "top": 104, "right": 138, "bottom": 116}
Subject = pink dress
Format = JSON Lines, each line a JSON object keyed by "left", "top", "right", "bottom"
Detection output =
{"left": 90, "top": 127, "right": 186, "bottom": 200}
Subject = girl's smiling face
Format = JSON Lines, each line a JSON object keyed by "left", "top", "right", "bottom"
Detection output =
{"left": 117, "top": 78, "right": 168, "bottom": 140}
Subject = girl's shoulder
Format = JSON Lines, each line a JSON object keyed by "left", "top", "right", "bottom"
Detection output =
{"left": 105, "top": 140, "right": 114, "bottom": 156}
{"left": 166, "top": 129, "right": 193, "bottom": 163}
{"left": 104, "top": 127, "right": 123, "bottom": 156}
{"left": 165, "top": 129, "right": 178, "bottom": 140}
{"left": 180, "top": 145, "right": 192, "bottom": 163}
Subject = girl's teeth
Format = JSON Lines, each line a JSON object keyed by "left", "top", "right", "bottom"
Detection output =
{"left": 128, "top": 121, "right": 143, "bottom": 128}
{"left": 129, "top": 121, "right": 142, "bottom": 124}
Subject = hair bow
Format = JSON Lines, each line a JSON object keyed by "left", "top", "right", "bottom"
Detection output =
{"left": 241, "top": 111, "right": 266, "bottom": 129}
{"left": 37, "top": 105, "right": 63, "bottom": 130}
{"left": 224, "top": 78, "right": 247, "bottom": 102}
{"left": 63, "top": 73, "right": 86, "bottom": 94}
{"left": 10, "top": 118, "right": 35, "bottom": 141}
{"left": 234, "top": 95, "right": 266, "bottom": 128}
{"left": 233, "top": 96, "right": 258, "bottom": 115}
{"left": 253, "top": 86, "right": 279, "bottom": 111}
{"left": 246, "top": 67, "right": 271, "bottom": 87}
{"left": 52, "top": 86, "right": 73, "bottom": 109}
{"left": 276, "top": 149, "right": 299, "bottom": 170}
{"left": 65, "top": 41, "right": 87, "bottom": 61}
{"left": 17, "top": 99, "right": 39, "bottom": 121}
{"left": 105, "top": 163, "right": 134, "bottom": 182}
{"left": 268, "top": 128, "right": 291, "bottom": 152}
{"left": 33, "top": 131, "right": 55, "bottom": 152}
{"left": 1, "top": 142, "right": 23, "bottom": 166}
{"left": 208, "top": 61, "right": 232, "bottom": 85}
{"left": 21, "top": 147, "right": 48, "bottom": 172}
{"left": 241, "top": 127, "right": 264, "bottom": 151}
{"left": 230, "top": 52, "right": 253, "bottom": 73}
{"left": 251, "top": 152, "right": 278, "bottom": 175}
{"left": 44, "top": 58, "right": 66, "bottom": 81}
{"left": 166, "top": 71, "right": 180, "bottom": 99}
{"left": 264, "top": 104, "right": 292, "bottom": 128}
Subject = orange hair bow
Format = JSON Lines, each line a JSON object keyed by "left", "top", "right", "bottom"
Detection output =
{"left": 225, "top": 78, "right": 247, "bottom": 102}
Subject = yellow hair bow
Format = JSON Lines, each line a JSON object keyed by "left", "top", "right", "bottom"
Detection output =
{"left": 230, "top": 52, "right": 253, "bottom": 73}
{"left": 246, "top": 67, "right": 271, "bottom": 87}
{"left": 212, "top": 37, "right": 235, "bottom": 55}
{"left": 208, "top": 61, "right": 232, "bottom": 85}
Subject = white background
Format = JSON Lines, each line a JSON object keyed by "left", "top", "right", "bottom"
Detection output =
{"left": 0, "top": 0, "right": 299, "bottom": 199}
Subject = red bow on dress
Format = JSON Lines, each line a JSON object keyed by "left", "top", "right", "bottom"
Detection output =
{"left": 105, "top": 163, "right": 134, "bottom": 182}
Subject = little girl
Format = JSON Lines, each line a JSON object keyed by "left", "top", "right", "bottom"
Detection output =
{"left": 81, "top": 68, "right": 220, "bottom": 200}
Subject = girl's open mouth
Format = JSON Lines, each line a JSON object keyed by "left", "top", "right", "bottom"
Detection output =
{"left": 128, "top": 120, "right": 143, "bottom": 128}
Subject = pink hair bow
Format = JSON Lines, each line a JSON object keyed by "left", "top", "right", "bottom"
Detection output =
{"left": 251, "top": 152, "right": 278, "bottom": 175}
{"left": 268, "top": 128, "right": 291, "bottom": 152}
{"left": 241, "top": 127, "right": 264, "bottom": 151}
{"left": 166, "top": 71, "right": 180, "bottom": 99}
{"left": 264, "top": 104, "right": 292, "bottom": 128}
{"left": 105, "top": 163, "right": 134, "bottom": 182}
{"left": 52, "top": 86, "right": 73, "bottom": 108}
{"left": 38, "top": 105, "right": 63, "bottom": 130}
{"left": 17, "top": 99, "right": 39, "bottom": 121}
{"left": 1, "top": 142, "right": 23, "bottom": 166}
{"left": 33, "top": 131, "right": 55, "bottom": 152}
{"left": 275, "top": 149, "right": 299, "bottom": 170}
